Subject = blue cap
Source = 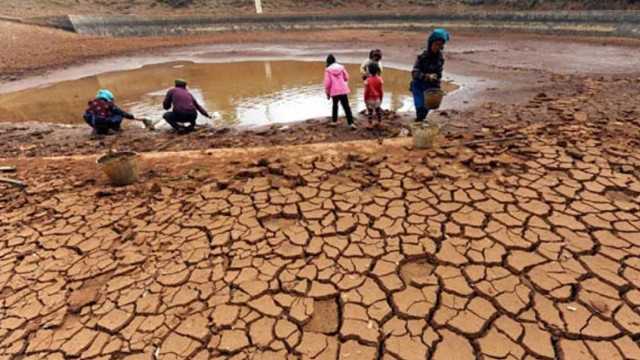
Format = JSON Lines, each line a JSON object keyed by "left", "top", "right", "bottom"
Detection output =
{"left": 96, "top": 89, "right": 114, "bottom": 102}
{"left": 427, "top": 28, "right": 451, "bottom": 47}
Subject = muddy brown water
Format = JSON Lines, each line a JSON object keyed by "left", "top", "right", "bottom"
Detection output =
{"left": 0, "top": 60, "right": 457, "bottom": 127}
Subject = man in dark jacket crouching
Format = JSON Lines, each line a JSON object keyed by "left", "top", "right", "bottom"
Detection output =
{"left": 162, "top": 79, "right": 211, "bottom": 133}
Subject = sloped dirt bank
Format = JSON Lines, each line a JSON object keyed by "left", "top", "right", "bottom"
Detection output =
{"left": 64, "top": 11, "right": 640, "bottom": 38}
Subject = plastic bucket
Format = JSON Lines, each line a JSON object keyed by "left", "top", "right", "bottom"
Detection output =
{"left": 412, "top": 122, "right": 440, "bottom": 149}
{"left": 96, "top": 151, "right": 139, "bottom": 186}
{"left": 424, "top": 89, "right": 444, "bottom": 110}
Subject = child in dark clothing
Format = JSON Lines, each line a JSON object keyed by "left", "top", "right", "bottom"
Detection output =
{"left": 410, "top": 28, "right": 450, "bottom": 122}
{"left": 83, "top": 89, "right": 136, "bottom": 135}
{"left": 364, "top": 63, "right": 384, "bottom": 129}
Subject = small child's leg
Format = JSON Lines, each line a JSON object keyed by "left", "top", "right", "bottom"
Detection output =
{"left": 366, "top": 104, "right": 375, "bottom": 129}
{"left": 331, "top": 97, "right": 339, "bottom": 124}
{"left": 375, "top": 101, "right": 383, "bottom": 127}
{"left": 364, "top": 101, "right": 370, "bottom": 117}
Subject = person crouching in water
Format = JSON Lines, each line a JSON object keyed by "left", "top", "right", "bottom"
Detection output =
{"left": 162, "top": 79, "right": 211, "bottom": 133}
{"left": 364, "top": 63, "right": 384, "bottom": 129}
{"left": 83, "top": 89, "right": 136, "bottom": 135}
{"left": 360, "top": 48, "right": 383, "bottom": 81}
{"left": 410, "top": 28, "right": 450, "bottom": 122}
{"left": 324, "top": 54, "right": 356, "bottom": 130}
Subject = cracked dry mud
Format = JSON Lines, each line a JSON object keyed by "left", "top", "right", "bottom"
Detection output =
{"left": 1, "top": 76, "right": 640, "bottom": 359}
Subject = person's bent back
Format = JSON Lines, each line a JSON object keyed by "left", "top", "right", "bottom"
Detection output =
{"left": 162, "top": 79, "right": 211, "bottom": 133}
{"left": 84, "top": 89, "right": 135, "bottom": 135}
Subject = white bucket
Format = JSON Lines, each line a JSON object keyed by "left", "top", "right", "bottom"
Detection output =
{"left": 412, "top": 122, "right": 440, "bottom": 149}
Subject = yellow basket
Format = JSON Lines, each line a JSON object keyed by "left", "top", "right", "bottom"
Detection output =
{"left": 96, "top": 151, "right": 139, "bottom": 186}
{"left": 424, "top": 89, "right": 445, "bottom": 110}
{"left": 412, "top": 122, "right": 440, "bottom": 149}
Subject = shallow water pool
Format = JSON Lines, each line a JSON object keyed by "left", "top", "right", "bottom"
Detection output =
{"left": 0, "top": 60, "right": 457, "bottom": 127}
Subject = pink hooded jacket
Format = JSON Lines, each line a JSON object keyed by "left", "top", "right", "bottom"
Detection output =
{"left": 324, "top": 63, "right": 350, "bottom": 97}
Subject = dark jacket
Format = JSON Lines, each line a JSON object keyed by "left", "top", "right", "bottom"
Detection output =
{"left": 163, "top": 86, "right": 210, "bottom": 117}
{"left": 411, "top": 49, "right": 445, "bottom": 87}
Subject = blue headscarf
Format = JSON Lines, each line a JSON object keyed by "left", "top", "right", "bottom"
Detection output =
{"left": 96, "top": 89, "right": 114, "bottom": 102}
{"left": 427, "top": 28, "right": 451, "bottom": 48}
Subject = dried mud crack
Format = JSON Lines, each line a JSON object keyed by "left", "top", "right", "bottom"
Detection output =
{"left": 0, "top": 74, "right": 639, "bottom": 359}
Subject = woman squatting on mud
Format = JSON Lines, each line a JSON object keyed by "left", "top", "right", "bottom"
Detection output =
{"left": 83, "top": 89, "right": 136, "bottom": 135}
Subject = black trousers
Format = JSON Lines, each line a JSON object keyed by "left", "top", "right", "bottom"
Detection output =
{"left": 163, "top": 111, "right": 197, "bottom": 130}
{"left": 331, "top": 94, "right": 354, "bottom": 125}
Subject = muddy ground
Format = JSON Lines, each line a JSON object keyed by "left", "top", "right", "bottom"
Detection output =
{"left": 1, "top": 24, "right": 638, "bottom": 158}
{"left": 1, "top": 17, "right": 640, "bottom": 360}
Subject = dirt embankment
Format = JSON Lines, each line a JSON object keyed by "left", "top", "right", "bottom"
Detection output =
{"left": 1, "top": 0, "right": 639, "bottom": 19}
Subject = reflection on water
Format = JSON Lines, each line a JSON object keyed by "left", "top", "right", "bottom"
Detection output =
{"left": 0, "top": 60, "right": 457, "bottom": 127}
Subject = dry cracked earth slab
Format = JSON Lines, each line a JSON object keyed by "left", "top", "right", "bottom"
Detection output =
{"left": 0, "top": 76, "right": 639, "bottom": 359}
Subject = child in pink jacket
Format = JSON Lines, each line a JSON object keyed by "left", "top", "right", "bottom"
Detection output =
{"left": 324, "top": 54, "right": 356, "bottom": 130}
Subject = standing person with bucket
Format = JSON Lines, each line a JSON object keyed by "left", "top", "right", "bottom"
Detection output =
{"left": 83, "top": 90, "right": 137, "bottom": 135}
{"left": 324, "top": 54, "right": 356, "bottom": 130}
{"left": 410, "top": 28, "right": 450, "bottom": 122}
{"left": 162, "top": 79, "right": 212, "bottom": 134}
